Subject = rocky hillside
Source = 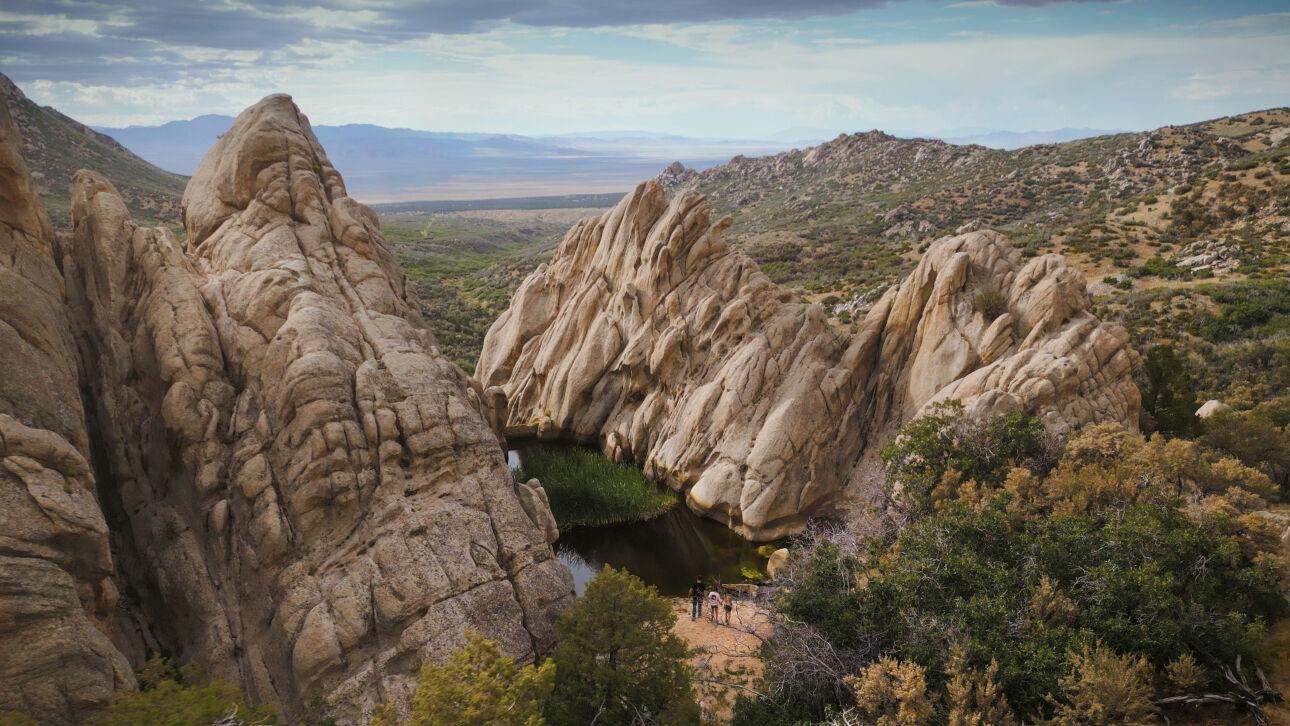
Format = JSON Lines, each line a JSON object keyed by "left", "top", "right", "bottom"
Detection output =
{"left": 658, "top": 109, "right": 1289, "bottom": 302}
{"left": 0, "top": 93, "right": 572, "bottom": 724}
{"left": 477, "top": 183, "right": 1138, "bottom": 539}
{"left": 656, "top": 110, "right": 1290, "bottom": 418}
{"left": 0, "top": 73, "right": 185, "bottom": 228}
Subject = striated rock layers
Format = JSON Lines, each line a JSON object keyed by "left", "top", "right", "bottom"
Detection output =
{"left": 477, "top": 182, "right": 1140, "bottom": 540}
{"left": 1, "top": 94, "right": 572, "bottom": 724}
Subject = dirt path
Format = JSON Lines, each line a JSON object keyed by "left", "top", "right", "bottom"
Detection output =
{"left": 670, "top": 598, "right": 773, "bottom": 724}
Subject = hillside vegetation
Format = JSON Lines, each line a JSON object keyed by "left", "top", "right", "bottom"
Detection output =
{"left": 1, "top": 73, "right": 185, "bottom": 228}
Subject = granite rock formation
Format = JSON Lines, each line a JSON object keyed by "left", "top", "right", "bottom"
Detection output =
{"left": 0, "top": 95, "right": 134, "bottom": 725}
{"left": 1, "top": 94, "right": 572, "bottom": 724}
{"left": 477, "top": 182, "right": 1140, "bottom": 540}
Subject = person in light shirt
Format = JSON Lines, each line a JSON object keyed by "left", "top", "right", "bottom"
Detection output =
{"left": 706, "top": 588, "right": 721, "bottom": 621}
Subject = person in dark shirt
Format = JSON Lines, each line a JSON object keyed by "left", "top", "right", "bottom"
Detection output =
{"left": 689, "top": 579, "right": 704, "bottom": 621}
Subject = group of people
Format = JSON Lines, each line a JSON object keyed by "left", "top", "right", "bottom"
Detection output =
{"left": 689, "top": 579, "right": 735, "bottom": 625}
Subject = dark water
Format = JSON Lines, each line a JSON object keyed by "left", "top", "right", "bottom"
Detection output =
{"left": 508, "top": 445, "right": 766, "bottom": 597}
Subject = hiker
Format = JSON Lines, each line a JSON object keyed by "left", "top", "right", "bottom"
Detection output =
{"left": 707, "top": 588, "right": 721, "bottom": 621}
{"left": 689, "top": 579, "right": 704, "bottom": 621}
{"left": 722, "top": 593, "right": 734, "bottom": 625}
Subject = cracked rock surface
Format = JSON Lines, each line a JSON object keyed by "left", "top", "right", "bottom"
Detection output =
{"left": 1, "top": 94, "right": 571, "bottom": 724}
{"left": 0, "top": 95, "right": 134, "bottom": 724}
{"left": 477, "top": 182, "right": 1140, "bottom": 540}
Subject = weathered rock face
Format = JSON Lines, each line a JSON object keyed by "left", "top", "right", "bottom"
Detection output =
{"left": 0, "top": 92, "right": 134, "bottom": 724}
{"left": 477, "top": 182, "right": 1140, "bottom": 540}
{"left": 1, "top": 94, "right": 572, "bottom": 723}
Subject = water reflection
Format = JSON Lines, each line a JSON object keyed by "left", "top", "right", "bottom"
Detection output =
{"left": 509, "top": 443, "right": 765, "bottom": 596}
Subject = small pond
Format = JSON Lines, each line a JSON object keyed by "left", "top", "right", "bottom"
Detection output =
{"left": 508, "top": 444, "right": 767, "bottom": 597}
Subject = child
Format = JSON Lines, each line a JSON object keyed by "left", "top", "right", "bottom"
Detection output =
{"left": 707, "top": 588, "right": 721, "bottom": 621}
{"left": 722, "top": 593, "right": 734, "bottom": 625}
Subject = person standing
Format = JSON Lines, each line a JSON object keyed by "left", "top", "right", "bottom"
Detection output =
{"left": 689, "top": 579, "right": 704, "bottom": 621}
{"left": 707, "top": 588, "right": 721, "bottom": 621}
{"left": 722, "top": 593, "right": 734, "bottom": 625}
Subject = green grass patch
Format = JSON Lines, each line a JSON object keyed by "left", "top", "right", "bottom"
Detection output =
{"left": 514, "top": 447, "right": 676, "bottom": 529}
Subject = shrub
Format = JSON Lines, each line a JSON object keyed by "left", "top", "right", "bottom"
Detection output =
{"left": 374, "top": 631, "right": 554, "bottom": 726}
{"left": 87, "top": 657, "right": 276, "bottom": 726}
{"left": 1138, "top": 345, "right": 1200, "bottom": 438}
{"left": 973, "top": 289, "right": 1007, "bottom": 319}
{"left": 545, "top": 567, "right": 697, "bottom": 725}
{"left": 1046, "top": 644, "right": 1157, "bottom": 726}
{"left": 747, "top": 413, "right": 1287, "bottom": 723}
{"left": 514, "top": 447, "right": 675, "bottom": 528}
{"left": 879, "top": 401, "right": 1048, "bottom": 518}
{"left": 847, "top": 657, "right": 933, "bottom": 726}
{"left": 1164, "top": 653, "right": 1205, "bottom": 693}
{"left": 944, "top": 646, "right": 1017, "bottom": 726}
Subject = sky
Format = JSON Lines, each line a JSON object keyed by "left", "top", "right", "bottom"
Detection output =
{"left": 1, "top": 0, "right": 1288, "bottom": 138}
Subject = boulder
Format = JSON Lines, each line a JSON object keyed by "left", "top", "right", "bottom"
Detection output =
{"left": 765, "top": 549, "right": 790, "bottom": 580}
{"left": 1196, "top": 399, "right": 1232, "bottom": 419}
{"left": 478, "top": 182, "right": 1140, "bottom": 540}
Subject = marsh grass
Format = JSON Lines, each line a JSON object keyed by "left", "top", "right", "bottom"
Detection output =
{"left": 514, "top": 447, "right": 676, "bottom": 529}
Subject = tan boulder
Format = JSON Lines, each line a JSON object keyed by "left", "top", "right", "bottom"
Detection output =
{"left": 765, "top": 549, "right": 790, "bottom": 580}
{"left": 478, "top": 182, "right": 1140, "bottom": 540}
{"left": 1196, "top": 399, "right": 1231, "bottom": 419}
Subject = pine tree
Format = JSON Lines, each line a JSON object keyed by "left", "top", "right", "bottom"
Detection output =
{"left": 544, "top": 566, "right": 697, "bottom": 726}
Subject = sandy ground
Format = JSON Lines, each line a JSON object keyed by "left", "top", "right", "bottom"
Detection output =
{"left": 671, "top": 598, "right": 773, "bottom": 724}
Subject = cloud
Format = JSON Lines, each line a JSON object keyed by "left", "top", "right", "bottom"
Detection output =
{"left": 991, "top": 0, "right": 1120, "bottom": 5}
{"left": 4, "top": 0, "right": 1288, "bottom": 141}
{"left": 949, "top": 0, "right": 1118, "bottom": 7}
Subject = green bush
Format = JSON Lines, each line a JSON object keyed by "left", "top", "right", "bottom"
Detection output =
{"left": 1133, "top": 256, "right": 1187, "bottom": 280}
{"left": 973, "top": 289, "right": 1007, "bottom": 319}
{"left": 1202, "top": 409, "right": 1290, "bottom": 493}
{"left": 87, "top": 657, "right": 276, "bottom": 726}
{"left": 1192, "top": 280, "right": 1290, "bottom": 343}
{"left": 545, "top": 567, "right": 697, "bottom": 725}
{"left": 373, "top": 631, "right": 554, "bottom": 726}
{"left": 879, "top": 401, "right": 1047, "bottom": 517}
{"left": 1138, "top": 345, "right": 1200, "bottom": 438}
{"left": 738, "top": 414, "right": 1287, "bottom": 724}
{"left": 514, "top": 447, "right": 675, "bottom": 528}
{"left": 769, "top": 492, "right": 1283, "bottom": 720}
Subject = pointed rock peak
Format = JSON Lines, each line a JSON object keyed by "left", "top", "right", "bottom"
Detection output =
{"left": 0, "top": 72, "right": 23, "bottom": 101}
{"left": 182, "top": 93, "right": 346, "bottom": 246}
{"left": 70, "top": 169, "right": 120, "bottom": 220}
{"left": 0, "top": 94, "right": 51, "bottom": 243}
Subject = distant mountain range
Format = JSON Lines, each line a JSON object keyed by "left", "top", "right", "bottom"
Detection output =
{"left": 93, "top": 113, "right": 1122, "bottom": 202}
{"left": 0, "top": 69, "right": 1130, "bottom": 213}
{"left": 92, "top": 115, "right": 799, "bottom": 202}
{"left": 939, "top": 127, "right": 1124, "bottom": 149}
